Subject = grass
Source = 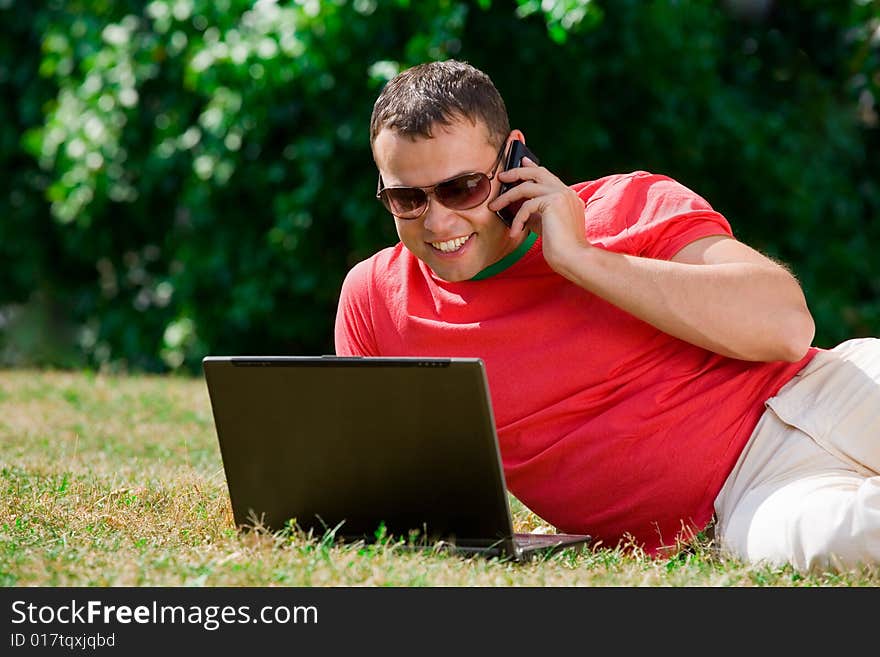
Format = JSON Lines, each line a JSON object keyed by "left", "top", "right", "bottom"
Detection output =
{"left": 1, "top": 368, "right": 878, "bottom": 587}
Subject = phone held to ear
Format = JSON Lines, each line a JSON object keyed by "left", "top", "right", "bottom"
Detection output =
{"left": 496, "top": 140, "right": 540, "bottom": 227}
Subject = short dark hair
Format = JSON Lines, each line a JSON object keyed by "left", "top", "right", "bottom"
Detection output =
{"left": 369, "top": 60, "right": 510, "bottom": 148}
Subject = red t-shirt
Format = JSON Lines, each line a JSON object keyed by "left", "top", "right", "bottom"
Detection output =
{"left": 334, "top": 171, "right": 818, "bottom": 554}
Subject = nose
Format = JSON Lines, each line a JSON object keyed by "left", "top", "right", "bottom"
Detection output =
{"left": 421, "top": 193, "right": 459, "bottom": 234}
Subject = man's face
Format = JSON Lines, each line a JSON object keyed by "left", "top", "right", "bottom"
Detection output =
{"left": 372, "top": 119, "right": 527, "bottom": 282}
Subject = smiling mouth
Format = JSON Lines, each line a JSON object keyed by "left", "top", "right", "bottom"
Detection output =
{"left": 430, "top": 234, "right": 473, "bottom": 253}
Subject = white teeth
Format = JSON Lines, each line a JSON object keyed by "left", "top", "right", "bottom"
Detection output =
{"left": 430, "top": 235, "right": 471, "bottom": 253}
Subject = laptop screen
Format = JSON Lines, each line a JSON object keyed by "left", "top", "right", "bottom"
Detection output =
{"left": 203, "top": 356, "right": 516, "bottom": 547}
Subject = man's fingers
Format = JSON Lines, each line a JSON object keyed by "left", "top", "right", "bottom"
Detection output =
{"left": 508, "top": 197, "right": 544, "bottom": 237}
{"left": 489, "top": 180, "right": 545, "bottom": 212}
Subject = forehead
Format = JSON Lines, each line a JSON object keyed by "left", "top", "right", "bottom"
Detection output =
{"left": 373, "top": 119, "right": 497, "bottom": 187}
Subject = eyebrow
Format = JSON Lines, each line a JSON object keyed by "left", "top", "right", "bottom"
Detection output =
{"left": 381, "top": 167, "right": 482, "bottom": 189}
{"left": 381, "top": 145, "right": 505, "bottom": 188}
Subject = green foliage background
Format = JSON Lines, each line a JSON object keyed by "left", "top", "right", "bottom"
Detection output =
{"left": 1, "top": 0, "right": 878, "bottom": 372}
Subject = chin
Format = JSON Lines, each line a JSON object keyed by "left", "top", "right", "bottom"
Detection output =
{"left": 431, "top": 268, "right": 471, "bottom": 283}
{"left": 428, "top": 257, "right": 482, "bottom": 282}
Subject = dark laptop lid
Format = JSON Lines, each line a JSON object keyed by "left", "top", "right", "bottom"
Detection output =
{"left": 203, "top": 356, "right": 517, "bottom": 548}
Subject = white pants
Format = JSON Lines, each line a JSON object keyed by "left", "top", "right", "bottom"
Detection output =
{"left": 713, "top": 338, "right": 880, "bottom": 571}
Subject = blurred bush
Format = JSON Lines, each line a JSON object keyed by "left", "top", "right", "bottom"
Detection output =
{"left": 0, "top": 0, "right": 877, "bottom": 372}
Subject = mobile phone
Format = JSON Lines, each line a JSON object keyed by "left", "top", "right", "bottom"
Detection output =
{"left": 496, "top": 140, "right": 540, "bottom": 227}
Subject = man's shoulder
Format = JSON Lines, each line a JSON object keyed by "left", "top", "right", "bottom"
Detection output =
{"left": 342, "top": 242, "right": 409, "bottom": 289}
{"left": 571, "top": 170, "right": 722, "bottom": 250}
{"left": 572, "top": 170, "right": 713, "bottom": 224}
{"left": 570, "top": 170, "right": 677, "bottom": 202}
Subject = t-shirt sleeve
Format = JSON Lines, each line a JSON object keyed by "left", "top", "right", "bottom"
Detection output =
{"left": 584, "top": 172, "right": 733, "bottom": 260}
{"left": 334, "top": 259, "right": 380, "bottom": 356}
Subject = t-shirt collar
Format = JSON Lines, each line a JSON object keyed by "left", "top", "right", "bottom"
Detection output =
{"left": 469, "top": 231, "right": 538, "bottom": 281}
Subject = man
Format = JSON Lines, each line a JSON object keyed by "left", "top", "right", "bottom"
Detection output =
{"left": 334, "top": 59, "right": 880, "bottom": 571}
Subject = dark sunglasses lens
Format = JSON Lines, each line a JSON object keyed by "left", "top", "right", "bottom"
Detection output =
{"left": 380, "top": 188, "right": 428, "bottom": 218}
{"left": 435, "top": 173, "right": 491, "bottom": 210}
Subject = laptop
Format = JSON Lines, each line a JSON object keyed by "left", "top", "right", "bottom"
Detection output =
{"left": 202, "top": 355, "right": 591, "bottom": 561}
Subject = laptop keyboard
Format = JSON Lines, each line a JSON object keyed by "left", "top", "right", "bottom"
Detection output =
{"left": 513, "top": 533, "right": 583, "bottom": 548}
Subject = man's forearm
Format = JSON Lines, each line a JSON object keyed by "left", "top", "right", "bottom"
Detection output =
{"left": 552, "top": 245, "right": 815, "bottom": 362}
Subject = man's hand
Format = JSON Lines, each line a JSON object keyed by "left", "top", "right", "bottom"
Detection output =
{"left": 488, "top": 156, "right": 590, "bottom": 273}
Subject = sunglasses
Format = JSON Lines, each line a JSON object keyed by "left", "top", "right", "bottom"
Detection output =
{"left": 376, "top": 142, "right": 507, "bottom": 220}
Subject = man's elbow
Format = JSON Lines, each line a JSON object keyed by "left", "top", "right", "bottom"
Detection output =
{"left": 777, "top": 309, "right": 816, "bottom": 362}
